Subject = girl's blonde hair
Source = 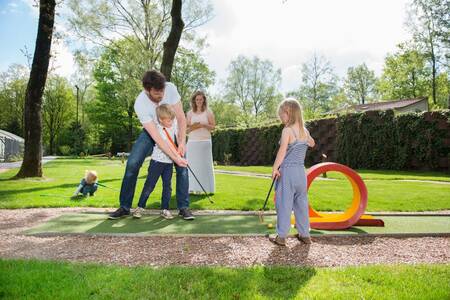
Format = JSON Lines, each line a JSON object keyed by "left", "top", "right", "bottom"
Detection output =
{"left": 85, "top": 170, "right": 98, "bottom": 185}
{"left": 156, "top": 104, "right": 176, "bottom": 120}
{"left": 190, "top": 91, "right": 207, "bottom": 113}
{"left": 277, "top": 98, "right": 306, "bottom": 139}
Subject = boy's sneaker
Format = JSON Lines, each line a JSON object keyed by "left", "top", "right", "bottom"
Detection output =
{"left": 133, "top": 207, "right": 145, "bottom": 219}
{"left": 178, "top": 208, "right": 195, "bottom": 220}
{"left": 160, "top": 209, "right": 174, "bottom": 219}
{"left": 295, "top": 234, "right": 312, "bottom": 244}
{"left": 108, "top": 207, "right": 130, "bottom": 220}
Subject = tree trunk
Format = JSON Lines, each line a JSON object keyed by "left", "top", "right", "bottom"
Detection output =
{"left": 15, "top": 0, "right": 55, "bottom": 178}
{"left": 160, "top": 0, "right": 184, "bottom": 81}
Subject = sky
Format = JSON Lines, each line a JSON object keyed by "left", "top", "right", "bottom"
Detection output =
{"left": 0, "top": 0, "right": 412, "bottom": 94}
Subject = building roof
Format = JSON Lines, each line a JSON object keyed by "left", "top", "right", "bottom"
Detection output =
{"left": 0, "top": 129, "right": 24, "bottom": 142}
{"left": 330, "top": 97, "right": 428, "bottom": 114}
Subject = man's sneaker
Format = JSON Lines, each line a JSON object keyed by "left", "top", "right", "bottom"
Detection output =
{"left": 160, "top": 209, "right": 174, "bottom": 219}
{"left": 178, "top": 208, "right": 195, "bottom": 220}
{"left": 268, "top": 234, "right": 286, "bottom": 246}
{"left": 295, "top": 234, "right": 312, "bottom": 244}
{"left": 108, "top": 207, "right": 130, "bottom": 220}
{"left": 133, "top": 207, "right": 145, "bottom": 219}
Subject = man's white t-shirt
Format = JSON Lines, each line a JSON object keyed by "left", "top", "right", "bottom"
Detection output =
{"left": 134, "top": 82, "right": 181, "bottom": 125}
{"left": 152, "top": 122, "right": 178, "bottom": 163}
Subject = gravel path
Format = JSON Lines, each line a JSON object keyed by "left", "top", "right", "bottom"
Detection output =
{"left": 0, "top": 208, "right": 449, "bottom": 267}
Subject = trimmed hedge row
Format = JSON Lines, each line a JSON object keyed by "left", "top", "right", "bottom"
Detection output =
{"left": 211, "top": 110, "right": 450, "bottom": 171}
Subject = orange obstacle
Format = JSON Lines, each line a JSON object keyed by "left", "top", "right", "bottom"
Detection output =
{"left": 305, "top": 162, "right": 383, "bottom": 230}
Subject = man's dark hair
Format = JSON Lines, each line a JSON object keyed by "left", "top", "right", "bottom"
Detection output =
{"left": 142, "top": 70, "right": 166, "bottom": 91}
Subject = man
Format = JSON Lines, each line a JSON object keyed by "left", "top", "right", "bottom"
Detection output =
{"left": 109, "top": 70, "right": 195, "bottom": 220}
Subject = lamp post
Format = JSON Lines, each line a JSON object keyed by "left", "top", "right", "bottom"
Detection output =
{"left": 75, "top": 85, "right": 79, "bottom": 126}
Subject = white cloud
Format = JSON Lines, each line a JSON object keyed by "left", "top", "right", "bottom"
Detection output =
{"left": 197, "top": 0, "right": 411, "bottom": 93}
{"left": 50, "top": 39, "right": 74, "bottom": 78}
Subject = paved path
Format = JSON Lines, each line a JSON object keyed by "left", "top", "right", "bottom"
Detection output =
{"left": 0, "top": 156, "right": 58, "bottom": 171}
{"left": 215, "top": 169, "right": 450, "bottom": 184}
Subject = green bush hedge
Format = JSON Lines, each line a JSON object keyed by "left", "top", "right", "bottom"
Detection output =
{"left": 212, "top": 110, "right": 449, "bottom": 171}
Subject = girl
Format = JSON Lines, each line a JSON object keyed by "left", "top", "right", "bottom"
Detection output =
{"left": 270, "top": 98, "right": 315, "bottom": 246}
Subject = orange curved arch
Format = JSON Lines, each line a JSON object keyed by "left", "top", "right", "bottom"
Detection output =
{"left": 306, "top": 162, "right": 368, "bottom": 230}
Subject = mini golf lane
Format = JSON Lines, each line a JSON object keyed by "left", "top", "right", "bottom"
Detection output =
{"left": 25, "top": 213, "right": 450, "bottom": 237}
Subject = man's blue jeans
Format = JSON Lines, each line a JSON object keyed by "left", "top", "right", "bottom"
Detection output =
{"left": 119, "top": 130, "right": 190, "bottom": 211}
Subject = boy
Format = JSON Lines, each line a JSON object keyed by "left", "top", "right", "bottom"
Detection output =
{"left": 133, "top": 104, "right": 179, "bottom": 219}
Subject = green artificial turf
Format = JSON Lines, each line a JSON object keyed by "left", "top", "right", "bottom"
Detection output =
{"left": 24, "top": 213, "right": 450, "bottom": 236}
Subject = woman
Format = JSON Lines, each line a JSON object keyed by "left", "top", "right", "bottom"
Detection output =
{"left": 186, "top": 91, "right": 216, "bottom": 194}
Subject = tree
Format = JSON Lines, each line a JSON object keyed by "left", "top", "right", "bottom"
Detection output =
{"left": 0, "top": 64, "right": 28, "bottom": 136}
{"left": 67, "top": 0, "right": 212, "bottom": 72}
{"left": 377, "top": 45, "right": 431, "bottom": 100}
{"left": 295, "top": 53, "right": 338, "bottom": 113}
{"left": 171, "top": 47, "right": 215, "bottom": 111}
{"left": 208, "top": 98, "right": 243, "bottom": 128}
{"left": 16, "top": 0, "right": 56, "bottom": 178}
{"left": 160, "top": 0, "right": 184, "bottom": 80}
{"left": 88, "top": 39, "right": 142, "bottom": 153}
{"left": 407, "top": 0, "right": 449, "bottom": 105}
{"left": 343, "top": 63, "right": 377, "bottom": 104}
{"left": 42, "top": 76, "right": 75, "bottom": 155}
{"left": 224, "top": 55, "right": 282, "bottom": 125}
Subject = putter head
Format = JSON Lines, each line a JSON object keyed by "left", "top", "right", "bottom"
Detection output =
{"left": 258, "top": 210, "right": 264, "bottom": 223}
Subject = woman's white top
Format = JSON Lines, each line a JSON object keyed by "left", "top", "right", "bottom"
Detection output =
{"left": 188, "top": 110, "right": 211, "bottom": 141}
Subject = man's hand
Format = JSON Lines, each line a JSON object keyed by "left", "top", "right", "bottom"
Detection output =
{"left": 177, "top": 143, "right": 186, "bottom": 156}
{"left": 175, "top": 157, "right": 188, "bottom": 167}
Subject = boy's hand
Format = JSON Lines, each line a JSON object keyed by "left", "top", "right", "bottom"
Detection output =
{"left": 175, "top": 157, "right": 188, "bottom": 167}
{"left": 272, "top": 169, "right": 281, "bottom": 180}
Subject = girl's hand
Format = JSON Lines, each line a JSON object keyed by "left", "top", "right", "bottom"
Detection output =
{"left": 272, "top": 169, "right": 281, "bottom": 180}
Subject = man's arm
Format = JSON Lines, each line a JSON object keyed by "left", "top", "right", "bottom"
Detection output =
{"left": 172, "top": 101, "right": 187, "bottom": 156}
{"left": 142, "top": 121, "right": 187, "bottom": 167}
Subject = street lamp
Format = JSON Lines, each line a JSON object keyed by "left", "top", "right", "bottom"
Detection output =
{"left": 75, "top": 85, "right": 79, "bottom": 126}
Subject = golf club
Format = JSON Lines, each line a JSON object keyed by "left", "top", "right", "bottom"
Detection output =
{"left": 186, "top": 164, "right": 214, "bottom": 204}
{"left": 258, "top": 175, "right": 277, "bottom": 223}
{"left": 162, "top": 127, "right": 214, "bottom": 204}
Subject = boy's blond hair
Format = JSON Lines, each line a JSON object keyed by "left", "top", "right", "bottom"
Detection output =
{"left": 278, "top": 98, "right": 307, "bottom": 139}
{"left": 85, "top": 170, "right": 98, "bottom": 185}
{"left": 156, "top": 104, "right": 176, "bottom": 120}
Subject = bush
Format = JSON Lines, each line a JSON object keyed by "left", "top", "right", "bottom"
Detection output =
{"left": 59, "top": 145, "right": 72, "bottom": 156}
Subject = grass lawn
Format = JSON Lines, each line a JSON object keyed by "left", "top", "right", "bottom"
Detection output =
{"left": 0, "top": 158, "right": 449, "bottom": 211}
{"left": 1, "top": 259, "right": 449, "bottom": 299}
{"left": 216, "top": 165, "right": 450, "bottom": 182}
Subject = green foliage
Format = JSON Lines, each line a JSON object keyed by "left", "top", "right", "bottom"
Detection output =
{"left": 377, "top": 45, "right": 431, "bottom": 100}
{"left": 336, "top": 109, "right": 450, "bottom": 170}
{"left": 213, "top": 110, "right": 449, "bottom": 171}
{"left": 58, "top": 145, "right": 72, "bottom": 156}
{"left": 0, "top": 64, "right": 28, "bottom": 137}
{"left": 42, "top": 75, "right": 76, "bottom": 155}
{"left": 87, "top": 39, "right": 142, "bottom": 153}
{"left": 336, "top": 110, "right": 400, "bottom": 169}
{"left": 292, "top": 53, "right": 338, "bottom": 113}
{"left": 171, "top": 47, "right": 216, "bottom": 111}
{"left": 223, "top": 55, "right": 282, "bottom": 125}
{"left": 343, "top": 63, "right": 377, "bottom": 104}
